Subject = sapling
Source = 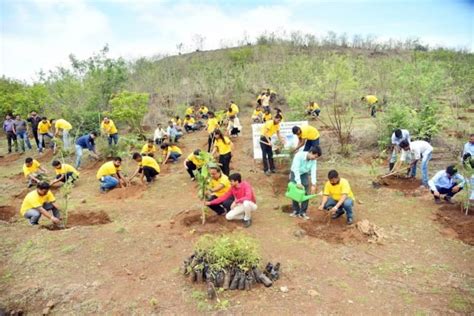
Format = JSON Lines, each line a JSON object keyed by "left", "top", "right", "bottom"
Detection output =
{"left": 194, "top": 151, "right": 216, "bottom": 224}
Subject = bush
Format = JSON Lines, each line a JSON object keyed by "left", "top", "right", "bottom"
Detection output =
{"left": 110, "top": 91, "right": 149, "bottom": 133}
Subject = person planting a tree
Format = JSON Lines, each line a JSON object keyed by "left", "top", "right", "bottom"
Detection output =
{"left": 96, "top": 157, "right": 127, "bottom": 193}
{"left": 428, "top": 165, "right": 464, "bottom": 204}
{"left": 205, "top": 166, "right": 233, "bottom": 215}
{"left": 23, "top": 157, "right": 48, "bottom": 187}
{"left": 292, "top": 125, "right": 321, "bottom": 153}
{"left": 130, "top": 153, "right": 160, "bottom": 184}
{"left": 399, "top": 139, "right": 433, "bottom": 188}
{"left": 319, "top": 170, "right": 355, "bottom": 225}
{"left": 20, "top": 182, "right": 62, "bottom": 226}
{"left": 389, "top": 128, "right": 411, "bottom": 172}
{"left": 184, "top": 149, "right": 205, "bottom": 181}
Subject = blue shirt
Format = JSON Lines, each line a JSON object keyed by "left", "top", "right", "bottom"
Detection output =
{"left": 291, "top": 151, "right": 317, "bottom": 185}
{"left": 463, "top": 142, "right": 474, "bottom": 157}
{"left": 428, "top": 170, "right": 465, "bottom": 192}
{"left": 76, "top": 134, "right": 95, "bottom": 151}
{"left": 391, "top": 129, "right": 410, "bottom": 146}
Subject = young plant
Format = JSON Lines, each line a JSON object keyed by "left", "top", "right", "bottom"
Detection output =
{"left": 194, "top": 151, "right": 216, "bottom": 224}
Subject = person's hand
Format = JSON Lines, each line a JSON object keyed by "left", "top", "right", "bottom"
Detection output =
{"left": 310, "top": 185, "right": 316, "bottom": 194}
{"left": 206, "top": 190, "right": 212, "bottom": 196}
{"left": 433, "top": 191, "right": 440, "bottom": 198}
{"left": 331, "top": 207, "right": 338, "bottom": 213}
{"left": 452, "top": 186, "right": 460, "bottom": 193}
{"left": 231, "top": 201, "right": 237, "bottom": 209}
{"left": 318, "top": 205, "right": 324, "bottom": 211}
{"left": 51, "top": 216, "right": 61, "bottom": 224}
{"left": 296, "top": 183, "right": 304, "bottom": 190}
{"left": 204, "top": 201, "right": 211, "bottom": 206}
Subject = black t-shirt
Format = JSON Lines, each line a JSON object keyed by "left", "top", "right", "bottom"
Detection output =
{"left": 27, "top": 116, "right": 42, "bottom": 130}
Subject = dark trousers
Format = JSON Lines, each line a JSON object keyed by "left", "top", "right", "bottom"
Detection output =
{"left": 290, "top": 172, "right": 310, "bottom": 215}
{"left": 140, "top": 166, "right": 159, "bottom": 182}
{"left": 6, "top": 131, "right": 17, "bottom": 152}
{"left": 431, "top": 184, "right": 462, "bottom": 199}
{"left": 208, "top": 195, "right": 234, "bottom": 215}
{"left": 370, "top": 105, "right": 377, "bottom": 117}
{"left": 56, "top": 172, "right": 77, "bottom": 183}
{"left": 185, "top": 161, "right": 201, "bottom": 179}
{"left": 260, "top": 136, "right": 274, "bottom": 172}
{"left": 219, "top": 152, "right": 232, "bottom": 176}
{"left": 303, "top": 138, "right": 320, "bottom": 151}
{"left": 32, "top": 129, "right": 40, "bottom": 147}
{"left": 207, "top": 134, "right": 215, "bottom": 152}
{"left": 230, "top": 127, "right": 240, "bottom": 136}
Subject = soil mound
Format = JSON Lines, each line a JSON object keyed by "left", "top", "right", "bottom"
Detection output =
{"left": 435, "top": 203, "right": 474, "bottom": 245}
{"left": 0, "top": 205, "right": 17, "bottom": 222}
{"left": 67, "top": 210, "right": 112, "bottom": 226}
{"left": 173, "top": 210, "right": 239, "bottom": 234}
{"left": 101, "top": 184, "right": 144, "bottom": 200}
{"left": 380, "top": 176, "right": 422, "bottom": 195}
{"left": 0, "top": 153, "right": 22, "bottom": 163}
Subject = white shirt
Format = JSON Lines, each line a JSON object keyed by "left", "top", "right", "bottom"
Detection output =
{"left": 391, "top": 129, "right": 410, "bottom": 146}
{"left": 401, "top": 140, "right": 433, "bottom": 161}
{"left": 261, "top": 95, "right": 270, "bottom": 106}
{"left": 154, "top": 128, "right": 166, "bottom": 140}
{"left": 227, "top": 117, "right": 242, "bottom": 132}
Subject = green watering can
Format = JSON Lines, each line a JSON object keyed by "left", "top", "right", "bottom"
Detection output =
{"left": 285, "top": 182, "right": 317, "bottom": 203}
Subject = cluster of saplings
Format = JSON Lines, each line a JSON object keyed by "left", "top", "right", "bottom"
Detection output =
{"left": 181, "top": 234, "right": 280, "bottom": 298}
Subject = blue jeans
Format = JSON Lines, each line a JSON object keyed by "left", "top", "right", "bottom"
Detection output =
{"left": 290, "top": 171, "right": 310, "bottom": 215}
{"left": 303, "top": 138, "right": 320, "bottom": 151}
{"left": 16, "top": 130, "right": 32, "bottom": 151}
{"left": 100, "top": 176, "right": 119, "bottom": 191}
{"left": 431, "top": 184, "right": 462, "bottom": 200}
{"left": 38, "top": 133, "right": 53, "bottom": 151}
{"left": 411, "top": 152, "right": 432, "bottom": 186}
{"left": 75, "top": 145, "right": 83, "bottom": 168}
{"left": 169, "top": 152, "right": 181, "bottom": 162}
{"left": 324, "top": 197, "right": 354, "bottom": 220}
{"left": 62, "top": 130, "right": 70, "bottom": 149}
{"left": 108, "top": 133, "right": 119, "bottom": 146}
{"left": 24, "top": 202, "right": 60, "bottom": 225}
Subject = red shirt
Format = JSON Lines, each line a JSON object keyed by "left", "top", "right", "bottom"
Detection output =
{"left": 209, "top": 181, "right": 256, "bottom": 205}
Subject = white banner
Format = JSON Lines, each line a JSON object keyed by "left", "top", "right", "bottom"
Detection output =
{"left": 252, "top": 121, "right": 308, "bottom": 159}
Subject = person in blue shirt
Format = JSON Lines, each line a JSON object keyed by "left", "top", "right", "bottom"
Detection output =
{"left": 428, "top": 165, "right": 465, "bottom": 204}
{"left": 289, "top": 145, "right": 322, "bottom": 220}
{"left": 75, "top": 132, "right": 99, "bottom": 168}
{"left": 462, "top": 134, "right": 474, "bottom": 163}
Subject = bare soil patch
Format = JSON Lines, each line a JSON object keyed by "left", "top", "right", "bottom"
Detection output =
{"left": 172, "top": 210, "right": 239, "bottom": 234}
{"left": 435, "top": 203, "right": 474, "bottom": 245}
{"left": 67, "top": 210, "right": 112, "bottom": 227}
{"left": 0, "top": 153, "right": 22, "bottom": 163}
{"left": 381, "top": 176, "right": 422, "bottom": 195}
{"left": 0, "top": 205, "right": 17, "bottom": 222}
{"left": 101, "top": 184, "right": 144, "bottom": 200}
{"left": 281, "top": 204, "right": 293, "bottom": 213}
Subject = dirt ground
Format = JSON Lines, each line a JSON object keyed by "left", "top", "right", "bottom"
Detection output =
{"left": 0, "top": 112, "right": 473, "bottom": 314}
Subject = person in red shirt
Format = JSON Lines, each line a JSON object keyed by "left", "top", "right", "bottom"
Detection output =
{"left": 205, "top": 173, "right": 257, "bottom": 228}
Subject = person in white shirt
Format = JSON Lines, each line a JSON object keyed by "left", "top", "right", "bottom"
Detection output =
{"left": 462, "top": 134, "right": 474, "bottom": 163}
{"left": 400, "top": 139, "right": 433, "bottom": 187}
{"left": 389, "top": 128, "right": 410, "bottom": 172}
{"left": 153, "top": 123, "right": 166, "bottom": 145}
{"left": 227, "top": 116, "right": 242, "bottom": 137}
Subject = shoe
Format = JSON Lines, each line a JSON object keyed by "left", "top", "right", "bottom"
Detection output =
{"left": 347, "top": 218, "right": 354, "bottom": 225}
{"left": 243, "top": 219, "right": 252, "bottom": 228}
{"left": 331, "top": 211, "right": 344, "bottom": 220}
{"left": 289, "top": 211, "right": 298, "bottom": 217}
{"left": 299, "top": 214, "right": 310, "bottom": 220}
{"left": 264, "top": 170, "right": 271, "bottom": 176}
{"left": 434, "top": 198, "right": 442, "bottom": 204}
{"left": 270, "top": 169, "right": 276, "bottom": 173}
{"left": 191, "top": 177, "right": 196, "bottom": 182}
{"left": 444, "top": 197, "right": 455, "bottom": 204}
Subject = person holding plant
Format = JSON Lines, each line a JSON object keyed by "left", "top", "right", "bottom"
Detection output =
{"left": 206, "top": 112, "right": 219, "bottom": 152}
{"left": 14, "top": 114, "right": 32, "bottom": 152}
{"left": 290, "top": 146, "right": 322, "bottom": 220}
{"left": 161, "top": 143, "right": 182, "bottom": 164}
{"left": 399, "top": 139, "right": 433, "bottom": 188}
{"left": 184, "top": 149, "right": 205, "bottom": 181}
{"left": 37, "top": 117, "right": 53, "bottom": 153}
{"left": 206, "top": 173, "right": 257, "bottom": 228}
{"left": 260, "top": 114, "right": 284, "bottom": 175}
{"left": 130, "top": 153, "right": 160, "bottom": 184}
{"left": 389, "top": 128, "right": 411, "bottom": 172}
{"left": 141, "top": 139, "right": 157, "bottom": 157}
{"left": 292, "top": 125, "right": 321, "bottom": 153}
{"left": 50, "top": 160, "right": 79, "bottom": 186}
{"left": 205, "top": 166, "right": 233, "bottom": 215}
{"left": 318, "top": 170, "right": 355, "bottom": 225}
{"left": 75, "top": 132, "right": 99, "bottom": 168}
{"left": 20, "top": 182, "right": 62, "bottom": 226}
{"left": 306, "top": 101, "right": 321, "bottom": 117}
{"left": 212, "top": 129, "right": 233, "bottom": 176}
{"left": 51, "top": 118, "right": 73, "bottom": 150}
{"left": 23, "top": 157, "right": 48, "bottom": 187}
{"left": 361, "top": 95, "right": 378, "bottom": 118}
{"left": 428, "top": 165, "right": 464, "bottom": 204}
{"left": 101, "top": 116, "right": 119, "bottom": 146}
{"left": 96, "top": 157, "right": 126, "bottom": 192}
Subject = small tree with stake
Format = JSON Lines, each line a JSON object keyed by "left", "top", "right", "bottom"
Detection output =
{"left": 195, "top": 151, "right": 217, "bottom": 225}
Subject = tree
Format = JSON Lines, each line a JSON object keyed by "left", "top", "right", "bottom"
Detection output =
{"left": 109, "top": 91, "right": 149, "bottom": 133}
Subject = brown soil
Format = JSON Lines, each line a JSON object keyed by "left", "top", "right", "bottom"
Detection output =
{"left": 447, "top": 130, "right": 464, "bottom": 138}
{"left": 12, "top": 188, "right": 29, "bottom": 200}
{"left": 9, "top": 172, "right": 24, "bottom": 181}
{"left": 36, "top": 150, "right": 54, "bottom": 163}
{"left": 67, "top": 211, "right": 112, "bottom": 227}
{"left": 173, "top": 210, "right": 239, "bottom": 234}
{"left": 281, "top": 204, "right": 293, "bottom": 213}
{"left": 0, "top": 153, "right": 22, "bottom": 163}
{"left": 101, "top": 184, "right": 144, "bottom": 200}
{"left": 381, "top": 176, "right": 422, "bottom": 195}
{"left": 435, "top": 203, "right": 474, "bottom": 245}
{"left": 0, "top": 205, "right": 17, "bottom": 222}
{"left": 466, "top": 108, "right": 474, "bottom": 113}
{"left": 267, "top": 174, "right": 289, "bottom": 197}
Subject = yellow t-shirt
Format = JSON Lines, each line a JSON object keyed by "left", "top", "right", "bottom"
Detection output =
{"left": 163, "top": 145, "right": 182, "bottom": 156}
{"left": 54, "top": 163, "right": 79, "bottom": 176}
{"left": 23, "top": 159, "right": 41, "bottom": 177}
{"left": 207, "top": 118, "right": 219, "bottom": 133}
{"left": 187, "top": 153, "right": 204, "bottom": 168}
{"left": 54, "top": 119, "right": 72, "bottom": 131}
{"left": 140, "top": 156, "right": 160, "bottom": 173}
{"left": 172, "top": 118, "right": 182, "bottom": 126}
{"left": 307, "top": 103, "right": 320, "bottom": 111}
{"left": 101, "top": 120, "right": 118, "bottom": 135}
{"left": 37, "top": 121, "right": 51, "bottom": 134}
{"left": 141, "top": 144, "right": 157, "bottom": 154}
{"left": 184, "top": 117, "right": 195, "bottom": 125}
{"left": 263, "top": 113, "right": 272, "bottom": 122}
{"left": 214, "top": 137, "right": 232, "bottom": 155}
{"left": 323, "top": 178, "right": 355, "bottom": 201}
{"left": 199, "top": 106, "right": 209, "bottom": 114}
{"left": 227, "top": 103, "right": 239, "bottom": 117}
{"left": 185, "top": 107, "right": 194, "bottom": 115}
{"left": 365, "top": 95, "right": 378, "bottom": 105}
{"left": 96, "top": 161, "right": 121, "bottom": 179}
{"left": 300, "top": 125, "right": 320, "bottom": 140}
{"left": 20, "top": 190, "right": 56, "bottom": 216}
{"left": 210, "top": 174, "right": 231, "bottom": 197}
{"left": 261, "top": 120, "right": 280, "bottom": 138}
{"left": 252, "top": 109, "right": 262, "bottom": 118}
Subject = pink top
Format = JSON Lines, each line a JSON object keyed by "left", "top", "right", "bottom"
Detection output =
{"left": 209, "top": 181, "right": 256, "bottom": 205}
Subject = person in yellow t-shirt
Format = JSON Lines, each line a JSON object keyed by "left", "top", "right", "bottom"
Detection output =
{"left": 51, "top": 118, "right": 72, "bottom": 150}
{"left": 206, "top": 112, "right": 219, "bottom": 152}
{"left": 227, "top": 101, "right": 239, "bottom": 118}
{"left": 318, "top": 169, "right": 355, "bottom": 225}
{"left": 292, "top": 125, "right": 321, "bottom": 152}
{"left": 260, "top": 114, "right": 285, "bottom": 175}
{"left": 198, "top": 105, "right": 209, "bottom": 119}
{"left": 20, "top": 182, "right": 61, "bottom": 226}
{"left": 141, "top": 139, "right": 157, "bottom": 157}
{"left": 206, "top": 166, "right": 233, "bottom": 215}
{"left": 212, "top": 129, "right": 233, "bottom": 176}
{"left": 252, "top": 105, "right": 263, "bottom": 123}
{"left": 101, "top": 117, "right": 119, "bottom": 146}
{"left": 23, "top": 157, "right": 47, "bottom": 187}
{"left": 183, "top": 115, "right": 197, "bottom": 133}
{"left": 37, "top": 117, "right": 53, "bottom": 153}
{"left": 263, "top": 109, "right": 272, "bottom": 122}
{"left": 50, "top": 160, "right": 79, "bottom": 186}
{"left": 184, "top": 149, "right": 205, "bottom": 181}
{"left": 161, "top": 143, "right": 182, "bottom": 165}
{"left": 306, "top": 101, "right": 321, "bottom": 117}
{"left": 185, "top": 106, "right": 194, "bottom": 117}
{"left": 275, "top": 108, "right": 284, "bottom": 121}
{"left": 361, "top": 95, "right": 379, "bottom": 118}
{"left": 130, "top": 153, "right": 160, "bottom": 184}
{"left": 96, "top": 157, "right": 126, "bottom": 192}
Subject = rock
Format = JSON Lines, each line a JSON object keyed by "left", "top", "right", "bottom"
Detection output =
{"left": 42, "top": 307, "right": 50, "bottom": 315}
{"left": 81, "top": 199, "right": 87, "bottom": 204}
{"left": 273, "top": 206, "right": 279, "bottom": 210}
{"left": 348, "top": 300, "right": 354, "bottom": 304}
{"left": 308, "top": 289, "right": 320, "bottom": 297}
{"left": 280, "top": 286, "right": 289, "bottom": 293}
{"left": 139, "top": 274, "right": 147, "bottom": 280}
{"left": 169, "top": 220, "right": 175, "bottom": 225}
{"left": 46, "top": 300, "right": 55, "bottom": 308}
{"left": 293, "top": 229, "right": 306, "bottom": 238}
{"left": 156, "top": 223, "right": 161, "bottom": 228}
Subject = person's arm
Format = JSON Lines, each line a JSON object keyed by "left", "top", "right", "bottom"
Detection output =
{"left": 453, "top": 173, "right": 465, "bottom": 192}
{"left": 12, "top": 123, "right": 16, "bottom": 134}
{"left": 129, "top": 166, "right": 140, "bottom": 181}
{"left": 291, "top": 156, "right": 303, "bottom": 187}
{"left": 211, "top": 144, "right": 217, "bottom": 156}
{"left": 116, "top": 171, "right": 127, "bottom": 187}
{"left": 310, "top": 162, "right": 317, "bottom": 194}
{"left": 206, "top": 189, "right": 233, "bottom": 205}
{"left": 276, "top": 130, "right": 285, "bottom": 144}
{"left": 294, "top": 137, "right": 304, "bottom": 152}
{"left": 3, "top": 122, "right": 6, "bottom": 132}
{"left": 50, "top": 174, "right": 65, "bottom": 185}
{"left": 38, "top": 206, "right": 60, "bottom": 224}
{"left": 427, "top": 174, "right": 439, "bottom": 193}
{"left": 28, "top": 173, "right": 41, "bottom": 183}
{"left": 162, "top": 151, "right": 171, "bottom": 165}
{"left": 332, "top": 194, "right": 348, "bottom": 211}
{"left": 234, "top": 183, "right": 253, "bottom": 204}
{"left": 319, "top": 195, "right": 328, "bottom": 210}
{"left": 39, "top": 166, "right": 48, "bottom": 174}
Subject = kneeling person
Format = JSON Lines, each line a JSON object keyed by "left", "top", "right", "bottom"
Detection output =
{"left": 130, "top": 153, "right": 160, "bottom": 184}
{"left": 50, "top": 160, "right": 79, "bottom": 186}
{"left": 161, "top": 143, "right": 182, "bottom": 164}
{"left": 20, "top": 182, "right": 61, "bottom": 226}
{"left": 319, "top": 170, "right": 355, "bottom": 225}
{"left": 428, "top": 165, "right": 464, "bottom": 204}
{"left": 23, "top": 157, "right": 47, "bottom": 187}
{"left": 96, "top": 157, "right": 126, "bottom": 192}
{"left": 205, "top": 166, "right": 233, "bottom": 215}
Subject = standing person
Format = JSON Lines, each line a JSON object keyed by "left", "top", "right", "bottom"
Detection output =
{"left": 252, "top": 105, "right": 263, "bottom": 123}
{"left": 130, "top": 153, "right": 160, "bottom": 184}
{"left": 184, "top": 149, "right": 205, "bottom": 181}
{"left": 23, "top": 157, "right": 47, "bottom": 187}
{"left": 289, "top": 146, "right": 322, "bottom": 220}
{"left": 96, "top": 157, "right": 126, "bottom": 192}
{"left": 75, "top": 132, "right": 99, "bottom": 168}
{"left": 206, "top": 173, "right": 257, "bottom": 228}
{"left": 260, "top": 114, "right": 284, "bottom": 175}
{"left": 205, "top": 166, "right": 233, "bottom": 215}
{"left": 51, "top": 118, "right": 72, "bottom": 150}
{"left": 20, "top": 182, "right": 62, "bottom": 226}
{"left": 37, "top": 117, "right": 53, "bottom": 153}
{"left": 261, "top": 91, "right": 271, "bottom": 112}
{"left": 141, "top": 139, "right": 157, "bottom": 157}
{"left": 27, "top": 111, "right": 42, "bottom": 149}
{"left": 101, "top": 117, "right": 119, "bottom": 146}
{"left": 318, "top": 170, "right": 355, "bottom": 225}
{"left": 206, "top": 112, "right": 219, "bottom": 152}
{"left": 14, "top": 114, "right": 32, "bottom": 152}
{"left": 361, "top": 95, "right": 378, "bottom": 118}
{"left": 154, "top": 123, "right": 166, "bottom": 145}
{"left": 428, "top": 165, "right": 465, "bottom": 204}
{"left": 389, "top": 128, "right": 411, "bottom": 172}
{"left": 227, "top": 115, "right": 241, "bottom": 137}
{"left": 166, "top": 121, "right": 182, "bottom": 143}
{"left": 50, "top": 160, "right": 79, "bottom": 186}
{"left": 462, "top": 134, "right": 474, "bottom": 162}
{"left": 212, "top": 129, "right": 233, "bottom": 176}
{"left": 400, "top": 139, "right": 433, "bottom": 188}
{"left": 292, "top": 125, "right": 321, "bottom": 152}
{"left": 161, "top": 143, "right": 182, "bottom": 164}
{"left": 275, "top": 108, "right": 284, "bottom": 121}
{"left": 3, "top": 114, "right": 18, "bottom": 153}
{"left": 306, "top": 101, "right": 321, "bottom": 117}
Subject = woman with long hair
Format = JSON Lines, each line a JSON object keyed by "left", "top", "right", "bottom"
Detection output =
{"left": 212, "top": 129, "right": 233, "bottom": 176}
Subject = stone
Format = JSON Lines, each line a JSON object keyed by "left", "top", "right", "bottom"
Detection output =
{"left": 293, "top": 229, "right": 306, "bottom": 238}
{"left": 81, "top": 199, "right": 87, "bottom": 204}
{"left": 280, "top": 286, "right": 289, "bottom": 293}
{"left": 42, "top": 307, "right": 50, "bottom": 315}
{"left": 308, "top": 289, "right": 320, "bottom": 297}
{"left": 46, "top": 300, "right": 55, "bottom": 308}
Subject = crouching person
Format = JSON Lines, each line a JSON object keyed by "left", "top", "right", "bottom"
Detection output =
{"left": 20, "top": 182, "right": 61, "bottom": 226}
{"left": 96, "top": 157, "right": 126, "bottom": 193}
{"left": 23, "top": 157, "right": 47, "bottom": 187}
{"left": 50, "top": 160, "right": 79, "bottom": 186}
{"left": 318, "top": 170, "right": 355, "bottom": 225}
{"left": 428, "top": 165, "right": 464, "bottom": 204}
{"left": 130, "top": 153, "right": 160, "bottom": 184}
{"left": 206, "top": 173, "right": 257, "bottom": 228}
{"left": 205, "top": 166, "right": 233, "bottom": 215}
{"left": 184, "top": 149, "right": 205, "bottom": 181}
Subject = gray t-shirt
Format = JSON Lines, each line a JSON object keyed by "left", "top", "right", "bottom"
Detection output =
{"left": 14, "top": 119, "right": 28, "bottom": 133}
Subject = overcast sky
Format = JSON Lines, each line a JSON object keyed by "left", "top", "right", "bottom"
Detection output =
{"left": 1, "top": 0, "right": 472, "bottom": 82}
